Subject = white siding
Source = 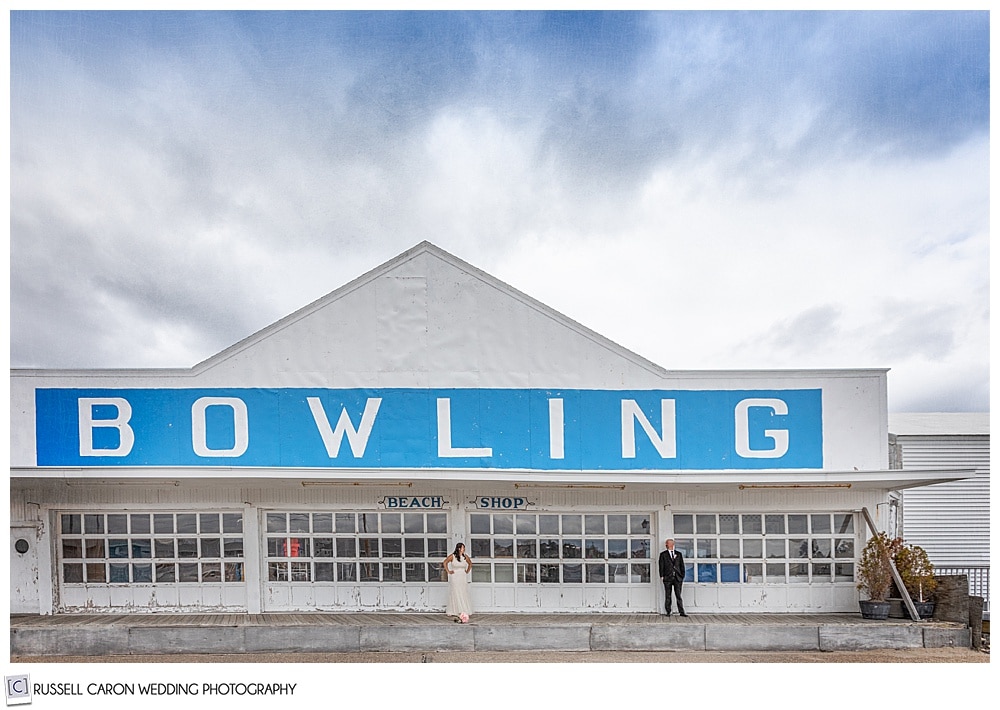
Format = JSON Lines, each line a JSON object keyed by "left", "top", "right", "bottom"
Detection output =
{"left": 899, "top": 435, "right": 990, "bottom": 566}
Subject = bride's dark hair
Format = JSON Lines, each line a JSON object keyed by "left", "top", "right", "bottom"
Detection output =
{"left": 453, "top": 543, "right": 465, "bottom": 561}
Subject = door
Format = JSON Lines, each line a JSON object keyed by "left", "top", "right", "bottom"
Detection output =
{"left": 10, "top": 525, "right": 40, "bottom": 613}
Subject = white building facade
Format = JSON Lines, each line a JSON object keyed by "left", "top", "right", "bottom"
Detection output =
{"left": 10, "top": 243, "right": 970, "bottom": 615}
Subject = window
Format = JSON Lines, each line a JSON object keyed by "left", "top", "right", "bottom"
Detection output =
{"left": 672, "top": 512, "right": 856, "bottom": 584}
{"left": 265, "top": 511, "right": 449, "bottom": 584}
{"left": 469, "top": 512, "right": 652, "bottom": 584}
{"left": 59, "top": 511, "right": 244, "bottom": 586}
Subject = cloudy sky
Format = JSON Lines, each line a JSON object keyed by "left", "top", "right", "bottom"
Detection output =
{"left": 9, "top": 10, "right": 989, "bottom": 413}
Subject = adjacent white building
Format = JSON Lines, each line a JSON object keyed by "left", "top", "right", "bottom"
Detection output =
{"left": 890, "top": 413, "right": 990, "bottom": 613}
{"left": 10, "top": 242, "right": 972, "bottom": 615}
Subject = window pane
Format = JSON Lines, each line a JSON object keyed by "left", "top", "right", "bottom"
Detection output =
{"left": 766, "top": 539, "right": 785, "bottom": 559}
{"left": 494, "top": 539, "right": 514, "bottom": 558}
{"left": 562, "top": 539, "right": 582, "bottom": 559}
{"left": 834, "top": 514, "right": 854, "bottom": 534}
{"left": 584, "top": 539, "right": 605, "bottom": 559}
{"left": 539, "top": 539, "right": 560, "bottom": 559}
{"left": 674, "top": 539, "right": 694, "bottom": 559}
{"left": 177, "top": 514, "right": 197, "bottom": 534}
{"left": 789, "top": 563, "right": 809, "bottom": 583}
{"left": 404, "top": 514, "right": 425, "bottom": 534}
{"left": 835, "top": 563, "right": 854, "bottom": 581}
{"left": 540, "top": 564, "right": 560, "bottom": 583}
{"left": 427, "top": 514, "right": 447, "bottom": 534}
{"left": 585, "top": 563, "right": 605, "bottom": 583}
{"left": 562, "top": 564, "right": 583, "bottom": 583}
{"left": 156, "top": 563, "right": 176, "bottom": 582}
{"left": 84, "top": 514, "right": 104, "bottom": 534}
{"left": 179, "top": 563, "right": 199, "bottom": 582}
{"left": 812, "top": 563, "right": 832, "bottom": 579}
{"left": 154, "top": 514, "right": 174, "bottom": 534}
{"left": 360, "top": 562, "right": 379, "bottom": 581}
{"left": 585, "top": 515, "right": 605, "bottom": 535}
{"left": 224, "top": 538, "right": 243, "bottom": 558}
{"left": 607, "top": 539, "right": 627, "bottom": 559}
{"left": 630, "top": 515, "right": 650, "bottom": 535}
{"left": 382, "top": 538, "right": 402, "bottom": 558}
{"left": 673, "top": 514, "right": 694, "bottom": 534}
{"left": 609, "top": 563, "right": 629, "bottom": 583}
{"left": 86, "top": 563, "right": 106, "bottom": 583}
{"left": 289, "top": 513, "right": 310, "bottom": 534}
{"left": 404, "top": 562, "right": 425, "bottom": 582}
{"left": 539, "top": 515, "right": 559, "bottom": 534}
{"left": 381, "top": 514, "right": 401, "bottom": 533}
{"left": 720, "top": 563, "right": 741, "bottom": 583}
{"left": 359, "top": 513, "right": 378, "bottom": 533}
{"left": 517, "top": 539, "right": 538, "bottom": 559}
{"left": 85, "top": 540, "right": 105, "bottom": 558}
{"left": 492, "top": 515, "right": 513, "bottom": 535}
{"left": 765, "top": 562, "right": 785, "bottom": 583}
{"left": 131, "top": 539, "right": 152, "bottom": 559}
{"left": 608, "top": 515, "right": 628, "bottom": 534}
{"left": 427, "top": 538, "right": 448, "bottom": 557}
{"left": 697, "top": 563, "right": 717, "bottom": 582}
{"left": 514, "top": 515, "right": 538, "bottom": 535}
{"left": 835, "top": 539, "right": 855, "bottom": 558}
{"left": 811, "top": 539, "right": 832, "bottom": 559}
{"left": 429, "top": 562, "right": 446, "bottom": 582}
{"left": 631, "top": 539, "right": 650, "bottom": 559}
{"left": 315, "top": 562, "right": 335, "bottom": 582}
{"left": 720, "top": 539, "right": 740, "bottom": 559}
{"left": 108, "top": 514, "right": 128, "bottom": 534}
{"left": 132, "top": 563, "right": 152, "bottom": 583}
{"left": 199, "top": 514, "right": 220, "bottom": 534}
{"left": 471, "top": 538, "right": 491, "bottom": 558}
{"left": 130, "top": 514, "right": 150, "bottom": 534}
{"left": 315, "top": 538, "right": 335, "bottom": 558}
{"left": 155, "top": 540, "right": 175, "bottom": 558}
{"left": 312, "top": 513, "right": 333, "bottom": 534}
{"left": 518, "top": 563, "right": 538, "bottom": 583}
{"left": 696, "top": 539, "right": 717, "bottom": 558}
{"left": 223, "top": 514, "right": 242, "bottom": 534}
{"left": 743, "top": 563, "right": 762, "bottom": 583}
{"left": 789, "top": 539, "right": 809, "bottom": 559}
{"left": 561, "top": 515, "right": 582, "bottom": 535}
{"left": 225, "top": 563, "right": 244, "bottom": 582}
{"left": 404, "top": 538, "right": 424, "bottom": 558}
{"left": 742, "top": 515, "right": 762, "bottom": 534}
{"left": 109, "top": 563, "right": 130, "bottom": 583}
{"left": 201, "top": 538, "right": 221, "bottom": 558}
{"left": 62, "top": 539, "right": 83, "bottom": 559}
{"left": 335, "top": 513, "right": 356, "bottom": 533}
{"left": 696, "top": 515, "right": 717, "bottom": 534}
{"left": 471, "top": 565, "right": 491, "bottom": 583}
{"left": 718, "top": 514, "right": 739, "bottom": 534}
{"left": 811, "top": 514, "right": 831, "bottom": 534}
{"left": 202, "top": 563, "right": 222, "bottom": 582}
{"left": 765, "top": 515, "right": 785, "bottom": 534}
{"left": 631, "top": 563, "right": 650, "bottom": 583}
{"left": 495, "top": 563, "right": 515, "bottom": 583}
{"left": 382, "top": 563, "right": 402, "bottom": 582}
{"left": 470, "top": 514, "right": 491, "bottom": 534}
{"left": 338, "top": 562, "right": 357, "bottom": 581}
{"left": 743, "top": 539, "right": 763, "bottom": 558}
{"left": 359, "top": 538, "right": 379, "bottom": 557}
{"left": 61, "top": 514, "right": 81, "bottom": 534}
{"left": 788, "top": 514, "right": 809, "bottom": 534}
{"left": 177, "top": 539, "right": 198, "bottom": 558}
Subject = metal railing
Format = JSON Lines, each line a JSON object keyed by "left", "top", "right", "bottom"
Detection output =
{"left": 935, "top": 566, "right": 990, "bottom": 617}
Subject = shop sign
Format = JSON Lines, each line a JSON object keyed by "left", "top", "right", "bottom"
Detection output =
{"left": 476, "top": 496, "right": 528, "bottom": 510}
{"left": 34, "top": 387, "right": 823, "bottom": 470}
{"left": 381, "top": 496, "right": 446, "bottom": 509}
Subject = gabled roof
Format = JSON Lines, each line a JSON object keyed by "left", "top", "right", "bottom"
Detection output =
{"left": 193, "top": 240, "right": 670, "bottom": 377}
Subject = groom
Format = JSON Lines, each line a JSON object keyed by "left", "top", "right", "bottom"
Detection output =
{"left": 658, "top": 539, "right": 687, "bottom": 617}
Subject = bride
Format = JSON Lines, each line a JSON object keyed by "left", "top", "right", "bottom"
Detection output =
{"left": 443, "top": 542, "right": 473, "bottom": 622}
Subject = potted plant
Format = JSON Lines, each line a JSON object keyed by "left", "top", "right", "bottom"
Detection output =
{"left": 856, "top": 531, "right": 899, "bottom": 619}
{"left": 893, "top": 543, "right": 937, "bottom": 619}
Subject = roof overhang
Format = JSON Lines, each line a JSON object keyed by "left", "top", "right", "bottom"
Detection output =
{"left": 11, "top": 467, "right": 974, "bottom": 493}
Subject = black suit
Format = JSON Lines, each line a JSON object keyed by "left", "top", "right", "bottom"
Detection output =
{"left": 658, "top": 548, "right": 686, "bottom": 615}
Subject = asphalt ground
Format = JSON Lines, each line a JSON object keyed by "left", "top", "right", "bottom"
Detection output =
{"left": 11, "top": 647, "right": 989, "bottom": 663}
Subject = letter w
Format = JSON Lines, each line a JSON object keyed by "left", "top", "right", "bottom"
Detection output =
{"left": 307, "top": 397, "right": 382, "bottom": 458}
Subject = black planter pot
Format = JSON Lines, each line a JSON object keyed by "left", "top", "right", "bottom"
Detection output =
{"left": 914, "top": 601, "right": 935, "bottom": 619}
{"left": 859, "top": 600, "right": 891, "bottom": 620}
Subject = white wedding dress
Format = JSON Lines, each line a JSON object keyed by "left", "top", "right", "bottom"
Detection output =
{"left": 446, "top": 557, "right": 473, "bottom": 618}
